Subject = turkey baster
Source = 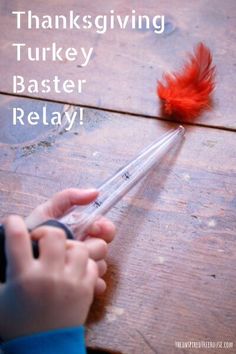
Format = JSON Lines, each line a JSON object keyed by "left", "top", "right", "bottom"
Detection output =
{"left": 0, "top": 125, "right": 185, "bottom": 282}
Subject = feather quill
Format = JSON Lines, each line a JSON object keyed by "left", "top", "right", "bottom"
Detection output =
{"left": 157, "top": 43, "right": 216, "bottom": 122}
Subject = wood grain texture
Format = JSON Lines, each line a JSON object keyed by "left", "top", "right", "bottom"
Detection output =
{"left": 0, "top": 0, "right": 236, "bottom": 129}
{"left": 0, "top": 94, "right": 235, "bottom": 353}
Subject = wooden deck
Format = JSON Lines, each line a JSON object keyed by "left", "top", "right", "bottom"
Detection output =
{"left": 0, "top": 1, "right": 235, "bottom": 353}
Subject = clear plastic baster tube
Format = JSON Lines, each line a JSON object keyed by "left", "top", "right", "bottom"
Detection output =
{"left": 60, "top": 125, "right": 185, "bottom": 240}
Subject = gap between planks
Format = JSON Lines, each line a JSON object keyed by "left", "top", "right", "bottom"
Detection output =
{"left": 0, "top": 91, "right": 236, "bottom": 134}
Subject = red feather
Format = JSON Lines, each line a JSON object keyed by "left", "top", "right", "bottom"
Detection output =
{"left": 157, "top": 43, "right": 216, "bottom": 122}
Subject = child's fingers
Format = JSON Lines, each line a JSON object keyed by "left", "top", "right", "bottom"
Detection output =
{"left": 95, "top": 278, "right": 107, "bottom": 295}
{"left": 4, "top": 215, "right": 33, "bottom": 276}
{"left": 44, "top": 188, "right": 98, "bottom": 219}
{"left": 96, "top": 260, "right": 107, "bottom": 277}
{"left": 66, "top": 242, "right": 89, "bottom": 278}
{"left": 87, "top": 217, "right": 116, "bottom": 243}
{"left": 86, "top": 259, "right": 99, "bottom": 290}
{"left": 31, "top": 227, "right": 66, "bottom": 270}
{"left": 65, "top": 240, "right": 107, "bottom": 276}
{"left": 83, "top": 238, "right": 108, "bottom": 261}
{"left": 26, "top": 188, "right": 98, "bottom": 228}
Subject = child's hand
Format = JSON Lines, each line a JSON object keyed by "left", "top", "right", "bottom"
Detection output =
{"left": 0, "top": 215, "right": 98, "bottom": 341}
{"left": 26, "top": 188, "right": 116, "bottom": 294}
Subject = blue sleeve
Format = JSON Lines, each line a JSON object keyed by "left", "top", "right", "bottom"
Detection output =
{"left": 0, "top": 326, "right": 86, "bottom": 354}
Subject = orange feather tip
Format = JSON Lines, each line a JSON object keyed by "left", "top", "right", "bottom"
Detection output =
{"left": 157, "top": 42, "right": 216, "bottom": 122}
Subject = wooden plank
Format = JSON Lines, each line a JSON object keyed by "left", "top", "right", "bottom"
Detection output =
{"left": 0, "top": 0, "right": 236, "bottom": 129}
{"left": 0, "top": 94, "right": 235, "bottom": 353}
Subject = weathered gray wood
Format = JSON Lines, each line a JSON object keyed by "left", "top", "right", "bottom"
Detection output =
{"left": 0, "top": 94, "right": 235, "bottom": 353}
{"left": 0, "top": 0, "right": 236, "bottom": 129}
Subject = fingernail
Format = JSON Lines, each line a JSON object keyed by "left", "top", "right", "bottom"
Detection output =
{"left": 84, "top": 188, "right": 98, "bottom": 194}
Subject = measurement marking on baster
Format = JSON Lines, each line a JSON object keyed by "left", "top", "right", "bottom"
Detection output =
{"left": 94, "top": 200, "right": 102, "bottom": 208}
{"left": 122, "top": 171, "right": 131, "bottom": 180}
